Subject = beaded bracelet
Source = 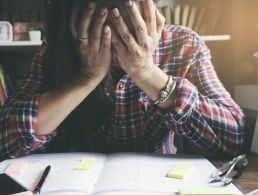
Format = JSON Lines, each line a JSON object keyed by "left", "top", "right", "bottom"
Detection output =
{"left": 152, "top": 75, "right": 176, "bottom": 105}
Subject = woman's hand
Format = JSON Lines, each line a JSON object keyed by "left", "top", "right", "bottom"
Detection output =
{"left": 70, "top": 2, "right": 112, "bottom": 80}
{"left": 110, "top": 0, "right": 165, "bottom": 78}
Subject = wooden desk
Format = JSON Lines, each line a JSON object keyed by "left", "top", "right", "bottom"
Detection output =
{"left": 211, "top": 154, "right": 258, "bottom": 193}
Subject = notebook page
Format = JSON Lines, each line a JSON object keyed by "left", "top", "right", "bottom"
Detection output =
{"left": 93, "top": 153, "right": 243, "bottom": 195}
{"left": 2, "top": 153, "right": 106, "bottom": 194}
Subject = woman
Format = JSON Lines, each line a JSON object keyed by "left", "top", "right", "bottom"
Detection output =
{"left": 0, "top": 0, "right": 244, "bottom": 160}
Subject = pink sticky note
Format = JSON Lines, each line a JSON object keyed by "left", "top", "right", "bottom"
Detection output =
{"left": 5, "top": 160, "right": 27, "bottom": 175}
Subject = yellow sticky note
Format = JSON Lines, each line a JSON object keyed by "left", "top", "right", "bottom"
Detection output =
{"left": 167, "top": 163, "right": 193, "bottom": 179}
{"left": 179, "top": 187, "right": 240, "bottom": 195}
{"left": 74, "top": 157, "right": 95, "bottom": 170}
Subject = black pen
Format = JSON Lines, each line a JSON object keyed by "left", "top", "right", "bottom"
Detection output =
{"left": 32, "top": 165, "right": 51, "bottom": 194}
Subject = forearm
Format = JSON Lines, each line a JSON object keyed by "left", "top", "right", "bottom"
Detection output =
{"left": 37, "top": 74, "right": 102, "bottom": 135}
{"left": 128, "top": 64, "right": 176, "bottom": 110}
{"left": 170, "top": 78, "right": 244, "bottom": 156}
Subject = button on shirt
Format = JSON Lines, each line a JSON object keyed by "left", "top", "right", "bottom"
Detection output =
{"left": 0, "top": 25, "right": 244, "bottom": 160}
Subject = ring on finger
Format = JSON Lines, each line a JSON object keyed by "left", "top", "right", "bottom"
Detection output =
{"left": 77, "top": 36, "right": 89, "bottom": 43}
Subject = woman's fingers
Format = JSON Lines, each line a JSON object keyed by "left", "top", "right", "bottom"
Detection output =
{"left": 123, "top": 0, "right": 148, "bottom": 46}
{"left": 156, "top": 8, "right": 165, "bottom": 37}
{"left": 111, "top": 8, "right": 137, "bottom": 51}
{"left": 109, "top": 1, "right": 163, "bottom": 76}
{"left": 89, "top": 8, "right": 108, "bottom": 50}
{"left": 142, "top": 0, "right": 156, "bottom": 36}
{"left": 77, "top": 2, "right": 96, "bottom": 41}
{"left": 111, "top": 27, "right": 127, "bottom": 55}
{"left": 101, "top": 25, "right": 112, "bottom": 56}
{"left": 70, "top": 3, "right": 112, "bottom": 79}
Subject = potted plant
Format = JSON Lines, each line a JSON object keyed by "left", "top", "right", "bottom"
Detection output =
{"left": 28, "top": 24, "right": 42, "bottom": 41}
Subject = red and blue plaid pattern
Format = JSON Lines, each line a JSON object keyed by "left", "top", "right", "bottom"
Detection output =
{"left": 0, "top": 25, "right": 244, "bottom": 160}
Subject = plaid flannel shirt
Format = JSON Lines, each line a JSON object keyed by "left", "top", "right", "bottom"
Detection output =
{"left": 0, "top": 25, "right": 244, "bottom": 160}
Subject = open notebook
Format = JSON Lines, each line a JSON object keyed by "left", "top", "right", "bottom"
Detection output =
{"left": 0, "top": 153, "right": 243, "bottom": 195}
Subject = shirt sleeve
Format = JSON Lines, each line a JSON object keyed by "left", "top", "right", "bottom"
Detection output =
{"left": 0, "top": 41, "right": 56, "bottom": 160}
{"left": 150, "top": 27, "right": 245, "bottom": 156}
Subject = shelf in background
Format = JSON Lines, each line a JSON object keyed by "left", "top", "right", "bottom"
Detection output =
{"left": 0, "top": 40, "right": 42, "bottom": 46}
{"left": 200, "top": 35, "right": 231, "bottom": 42}
{"left": 0, "top": 34, "right": 231, "bottom": 48}
{"left": 0, "top": 40, "right": 42, "bottom": 52}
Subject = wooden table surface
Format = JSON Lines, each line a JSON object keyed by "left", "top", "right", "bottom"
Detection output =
{"left": 211, "top": 154, "right": 258, "bottom": 194}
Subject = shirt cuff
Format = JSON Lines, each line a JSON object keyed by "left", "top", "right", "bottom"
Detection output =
{"left": 170, "top": 77, "right": 198, "bottom": 124}
{"left": 31, "top": 131, "right": 57, "bottom": 149}
{"left": 16, "top": 95, "right": 57, "bottom": 151}
{"left": 140, "top": 77, "right": 198, "bottom": 128}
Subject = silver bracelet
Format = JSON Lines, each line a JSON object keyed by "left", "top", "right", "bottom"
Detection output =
{"left": 152, "top": 75, "right": 176, "bottom": 105}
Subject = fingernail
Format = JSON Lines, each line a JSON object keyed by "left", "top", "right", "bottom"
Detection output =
{"left": 125, "top": 0, "right": 133, "bottom": 7}
{"left": 88, "top": 2, "right": 95, "bottom": 9}
{"left": 104, "top": 26, "right": 109, "bottom": 34}
{"left": 100, "top": 8, "right": 107, "bottom": 16}
{"left": 112, "top": 8, "right": 120, "bottom": 18}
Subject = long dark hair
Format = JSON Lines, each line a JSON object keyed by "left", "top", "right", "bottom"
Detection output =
{"left": 44, "top": 0, "right": 114, "bottom": 151}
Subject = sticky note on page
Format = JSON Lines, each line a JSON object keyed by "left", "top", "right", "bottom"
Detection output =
{"left": 5, "top": 160, "right": 27, "bottom": 175}
{"left": 167, "top": 163, "right": 193, "bottom": 179}
{"left": 179, "top": 187, "right": 240, "bottom": 195}
{"left": 74, "top": 157, "right": 95, "bottom": 170}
